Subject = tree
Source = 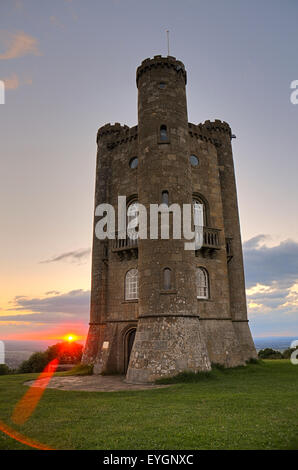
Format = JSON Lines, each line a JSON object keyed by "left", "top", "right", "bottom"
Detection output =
{"left": 18, "top": 351, "right": 49, "bottom": 373}
{"left": 46, "top": 342, "right": 83, "bottom": 363}
{"left": 258, "top": 348, "right": 283, "bottom": 359}
{"left": 0, "top": 364, "right": 11, "bottom": 375}
{"left": 283, "top": 346, "right": 298, "bottom": 359}
{"left": 18, "top": 342, "right": 83, "bottom": 373}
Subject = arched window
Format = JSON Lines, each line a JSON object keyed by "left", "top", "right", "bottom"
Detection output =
{"left": 162, "top": 190, "right": 169, "bottom": 206}
{"left": 160, "top": 125, "right": 168, "bottom": 141}
{"left": 125, "top": 269, "right": 138, "bottom": 300}
{"left": 129, "top": 157, "right": 138, "bottom": 169}
{"left": 190, "top": 155, "right": 199, "bottom": 167}
{"left": 127, "top": 200, "right": 139, "bottom": 240}
{"left": 197, "top": 267, "right": 209, "bottom": 299}
{"left": 192, "top": 195, "right": 208, "bottom": 227}
{"left": 163, "top": 268, "right": 172, "bottom": 291}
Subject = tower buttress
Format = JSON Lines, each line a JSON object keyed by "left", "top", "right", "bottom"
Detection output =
{"left": 201, "top": 120, "right": 257, "bottom": 361}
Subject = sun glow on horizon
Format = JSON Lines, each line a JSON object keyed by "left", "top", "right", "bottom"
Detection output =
{"left": 63, "top": 333, "right": 78, "bottom": 343}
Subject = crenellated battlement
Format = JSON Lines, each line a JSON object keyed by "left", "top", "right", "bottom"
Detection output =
{"left": 188, "top": 122, "right": 218, "bottom": 146}
{"left": 97, "top": 123, "right": 138, "bottom": 149}
{"left": 97, "top": 122, "right": 129, "bottom": 141}
{"left": 188, "top": 120, "right": 232, "bottom": 146}
{"left": 136, "top": 55, "right": 187, "bottom": 86}
{"left": 200, "top": 120, "right": 232, "bottom": 137}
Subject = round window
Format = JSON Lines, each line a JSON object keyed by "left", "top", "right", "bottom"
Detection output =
{"left": 129, "top": 157, "right": 138, "bottom": 169}
{"left": 159, "top": 82, "right": 166, "bottom": 89}
{"left": 190, "top": 155, "right": 199, "bottom": 167}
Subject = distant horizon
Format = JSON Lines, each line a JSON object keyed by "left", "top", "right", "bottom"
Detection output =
{"left": 3, "top": 334, "right": 298, "bottom": 343}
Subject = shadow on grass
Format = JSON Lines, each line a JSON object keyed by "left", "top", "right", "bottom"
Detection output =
{"left": 155, "top": 360, "right": 265, "bottom": 384}
{"left": 62, "top": 364, "right": 94, "bottom": 376}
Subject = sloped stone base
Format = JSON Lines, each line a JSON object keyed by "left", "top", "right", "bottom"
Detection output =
{"left": 233, "top": 320, "right": 258, "bottom": 362}
{"left": 126, "top": 315, "right": 211, "bottom": 384}
{"left": 199, "top": 318, "right": 245, "bottom": 367}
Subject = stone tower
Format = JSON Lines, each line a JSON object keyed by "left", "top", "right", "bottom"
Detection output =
{"left": 82, "top": 55, "right": 257, "bottom": 383}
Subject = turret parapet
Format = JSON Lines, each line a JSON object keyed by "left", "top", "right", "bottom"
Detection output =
{"left": 188, "top": 122, "right": 223, "bottom": 146}
{"left": 97, "top": 122, "right": 129, "bottom": 141}
{"left": 97, "top": 123, "right": 138, "bottom": 149}
{"left": 200, "top": 120, "right": 232, "bottom": 138}
{"left": 136, "top": 55, "right": 187, "bottom": 86}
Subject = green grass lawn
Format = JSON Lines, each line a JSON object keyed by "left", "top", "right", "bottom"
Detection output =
{"left": 0, "top": 360, "right": 297, "bottom": 450}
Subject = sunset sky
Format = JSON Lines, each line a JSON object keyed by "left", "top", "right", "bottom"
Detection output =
{"left": 1, "top": 0, "right": 298, "bottom": 342}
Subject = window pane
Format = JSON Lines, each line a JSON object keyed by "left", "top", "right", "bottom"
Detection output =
{"left": 129, "top": 157, "right": 138, "bottom": 169}
{"left": 160, "top": 125, "right": 168, "bottom": 141}
{"left": 193, "top": 200, "right": 204, "bottom": 226}
{"left": 197, "top": 268, "right": 208, "bottom": 299}
{"left": 193, "top": 197, "right": 206, "bottom": 226}
{"left": 163, "top": 268, "right": 171, "bottom": 290}
{"left": 190, "top": 155, "right": 199, "bottom": 166}
{"left": 127, "top": 201, "right": 139, "bottom": 240}
{"left": 162, "top": 191, "right": 169, "bottom": 206}
{"left": 125, "top": 269, "right": 138, "bottom": 300}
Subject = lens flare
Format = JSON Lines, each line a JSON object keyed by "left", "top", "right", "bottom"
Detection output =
{"left": 0, "top": 419, "right": 54, "bottom": 450}
{"left": 11, "top": 358, "right": 59, "bottom": 425}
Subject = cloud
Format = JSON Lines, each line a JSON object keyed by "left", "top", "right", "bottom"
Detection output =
{"left": 2, "top": 73, "right": 33, "bottom": 90}
{"left": 49, "top": 16, "right": 64, "bottom": 29}
{"left": 0, "top": 31, "right": 41, "bottom": 60}
{"left": 3, "top": 74, "right": 19, "bottom": 90}
{"left": 2, "top": 290, "right": 90, "bottom": 324}
{"left": 40, "top": 248, "right": 91, "bottom": 264}
{"left": 243, "top": 236, "right": 298, "bottom": 288}
{"left": 243, "top": 235, "right": 298, "bottom": 336}
{"left": 1, "top": 289, "right": 90, "bottom": 340}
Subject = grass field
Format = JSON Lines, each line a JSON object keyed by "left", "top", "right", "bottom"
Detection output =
{"left": 0, "top": 360, "right": 297, "bottom": 450}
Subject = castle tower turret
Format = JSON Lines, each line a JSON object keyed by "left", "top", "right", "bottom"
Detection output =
{"left": 126, "top": 56, "right": 211, "bottom": 383}
{"left": 201, "top": 120, "right": 257, "bottom": 361}
{"left": 82, "top": 55, "right": 257, "bottom": 382}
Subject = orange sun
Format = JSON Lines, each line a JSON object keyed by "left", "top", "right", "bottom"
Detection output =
{"left": 63, "top": 334, "right": 78, "bottom": 342}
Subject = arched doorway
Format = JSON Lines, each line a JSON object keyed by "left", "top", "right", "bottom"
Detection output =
{"left": 124, "top": 328, "right": 136, "bottom": 373}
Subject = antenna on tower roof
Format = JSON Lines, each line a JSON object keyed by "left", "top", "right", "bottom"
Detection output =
{"left": 166, "top": 30, "right": 170, "bottom": 56}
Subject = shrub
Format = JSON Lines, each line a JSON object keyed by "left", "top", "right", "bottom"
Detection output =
{"left": 211, "top": 362, "right": 225, "bottom": 370}
{"left": 0, "top": 364, "right": 11, "bottom": 375}
{"left": 18, "top": 342, "right": 83, "bottom": 373}
{"left": 18, "top": 351, "right": 49, "bottom": 373}
{"left": 156, "top": 370, "right": 212, "bottom": 384}
{"left": 282, "top": 347, "right": 298, "bottom": 359}
{"left": 64, "top": 364, "right": 93, "bottom": 376}
{"left": 258, "top": 348, "right": 283, "bottom": 360}
{"left": 246, "top": 357, "right": 261, "bottom": 365}
{"left": 46, "top": 342, "right": 83, "bottom": 363}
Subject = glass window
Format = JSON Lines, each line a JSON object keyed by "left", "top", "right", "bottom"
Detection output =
{"left": 160, "top": 125, "right": 168, "bottom": 141}
{"left": 197, "top": 268, "right": 209, "bottom": 299}
{"left": 193, "top": 197, "right": 207, "bottom": 227}
{"left": 190, "top": 155, "right": 199, "bottom": 167}
{"left": 162, "top": 190, "right": 169, "bottom": 206}
{"left": 163, "top": 268, "right": 172, "bottom": 291}
{"left": 129, "top": 157, "right": 138, "bottom": 169}
{"left": 125, "top": 269, "right": 138, "bottom": 300}
{"left": 127, "top": 200, "right": 139, "bottom": 240}
{"left": 159, "top": 82, "right": 166, "bottom": 89}
{"left": 193, "top": 199, "right": 204, "bottom": 227}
